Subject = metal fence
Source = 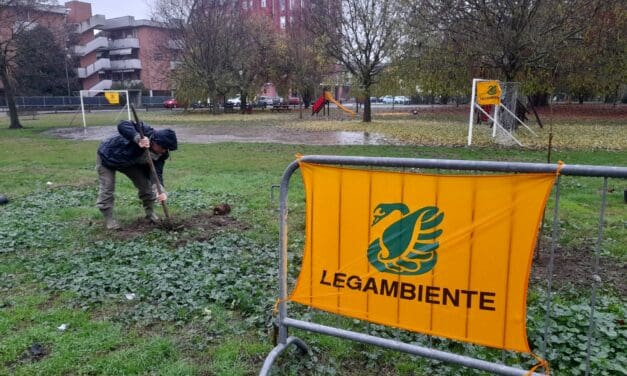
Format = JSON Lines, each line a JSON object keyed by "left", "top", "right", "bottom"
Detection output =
{"left": 0, "top": 95, "right": 171, "bottom": 111}
{"left": 261, "top": 155, "right": 627, "bottom": 376}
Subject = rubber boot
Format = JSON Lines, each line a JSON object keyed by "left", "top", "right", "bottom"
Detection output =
{"left": 100, "top": 208, "right": 120, "bottom": 230}
{"left": 144, "top": 202, "right": 159, "bottom": 223}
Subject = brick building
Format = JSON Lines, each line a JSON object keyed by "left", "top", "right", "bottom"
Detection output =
{"left": 65, "top": 1, "right": 172, "bottom": 95}
{"left": 3, "top": 1, "right": 312, "bottom": 97}
{"left": 241, "top": 0, "right": 306, "bottom": 30}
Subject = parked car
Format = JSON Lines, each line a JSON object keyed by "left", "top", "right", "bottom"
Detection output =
{"left": 163, "top": 98, "right": 179, "bottom": 108}
{"left": 380, "top": 95, "right": 394, "bottom": 104}
{"left": 369, "top": 96, "right": 380, "bottom": 103}
{"left": 394, "top": 96, "right": 411, "bottom": 104}
{"left": 255, "top": 96, "right": 270, "bottom": 107}
{"left": 256, "top": 96, "right": 283, "bottom": 106}
{"left": 191, "top": 99, "right": 211, "bottom": 109}
{"left": 288, "top": 96, "right": 301, "bottom": 105}
{"left": 226, "top": 94, "right": 241, "bottom": 107}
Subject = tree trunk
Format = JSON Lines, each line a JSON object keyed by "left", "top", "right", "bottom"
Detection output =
{"left": 211, "top": 95, "right": 220, "bottom": 115}
{"left": 1, "top": 67, "right": 22, "bottom": 129}
{"left": 363, "top": 87, "right": 372, "bottom": 122}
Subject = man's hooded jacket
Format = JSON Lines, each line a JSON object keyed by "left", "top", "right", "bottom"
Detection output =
{"left": 97, "top": 121, "right": 177, "bottom": 184}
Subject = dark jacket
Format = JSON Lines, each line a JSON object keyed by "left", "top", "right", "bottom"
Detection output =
{"left": 97, "top": 121, "right": 169, "bottom": 184}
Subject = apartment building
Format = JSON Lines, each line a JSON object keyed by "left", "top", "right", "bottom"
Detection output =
{"left": 2, "top": 1, "right": 312, "bottom": 97}
{"left": 66, "top": 1, "right": 172, "bottom": 95}
{"left": 242, "top": 0, "right": 306, "bottom": 30}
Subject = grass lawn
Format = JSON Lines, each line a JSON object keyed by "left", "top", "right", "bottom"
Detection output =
{"left": 0, "top": 107, "right": 625, "bottom": 375}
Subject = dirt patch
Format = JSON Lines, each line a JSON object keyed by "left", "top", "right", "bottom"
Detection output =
{"left": 531, "top": 246, "right": 626, "bottom": 297}
{"left": 5, "top": 343, "right": 49, "bottom": 369}
{"left": 111, "top": 210, "right": 249, "bottom": 246}
{"left": 45, "top": 125, "right": 398, "bottom": 145}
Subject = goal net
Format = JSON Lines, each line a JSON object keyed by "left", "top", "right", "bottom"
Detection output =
{"left": 78, "top": 90, "right": 131, "bottom": 129}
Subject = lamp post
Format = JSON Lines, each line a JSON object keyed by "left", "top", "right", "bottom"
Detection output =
{"left": 64, "top": 53, "right": 71, "bottom": 97}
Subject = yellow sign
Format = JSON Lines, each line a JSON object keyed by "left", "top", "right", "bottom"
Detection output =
{"left": 476, "top": 81, "right": 502, "bottom": 105}
{"left": 290, "top": 162, "right": 556, "bottom": 352}
{"left": 104, "top": 92, "right": 120, "bottom": 105}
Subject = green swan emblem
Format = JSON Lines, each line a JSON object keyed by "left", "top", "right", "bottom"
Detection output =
{"left": 367, "top": 203, "right": 444, "bottom": 275}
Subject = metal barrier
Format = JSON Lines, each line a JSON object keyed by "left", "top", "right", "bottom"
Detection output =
{"left": 261, "top": 155, "right": 627, "bottom": 376}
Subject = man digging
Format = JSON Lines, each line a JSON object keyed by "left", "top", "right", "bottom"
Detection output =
{"left": 96, "top": 120, "right": 177, "bottom": 230}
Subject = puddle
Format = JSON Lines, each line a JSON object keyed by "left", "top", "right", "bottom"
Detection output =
{"left": 44, "top": 126, "right": 399, "bottom": 146}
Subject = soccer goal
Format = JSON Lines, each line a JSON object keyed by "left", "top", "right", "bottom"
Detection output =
{"left": 79, "top": 89, "right": 131, "bottom": 129}
{"left": 467, "top": 79, "right": 537, "bottom": 146}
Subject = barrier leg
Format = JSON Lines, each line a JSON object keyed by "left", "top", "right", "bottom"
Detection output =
{"left": 259, "top": 336, "right": 309, "bottom": 376}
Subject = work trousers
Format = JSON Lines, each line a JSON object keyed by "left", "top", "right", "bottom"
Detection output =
{"left": 96, "top": 154, "right": 156, "bottom": 211}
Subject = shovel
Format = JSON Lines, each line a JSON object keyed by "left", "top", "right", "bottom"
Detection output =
{"left": 130, "top": 104, "right": 172, "bottom": 226}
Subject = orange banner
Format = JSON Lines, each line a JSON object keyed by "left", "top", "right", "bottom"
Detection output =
{"left": 289, "top": 162, "right": 556, "bottom": 352}
{"left": 477, "top": 81, "right": 502, "bottom": 105}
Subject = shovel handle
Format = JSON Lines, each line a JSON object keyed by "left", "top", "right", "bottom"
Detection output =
{"left": 130, "top": 105, "right": 171, "bottom": 221}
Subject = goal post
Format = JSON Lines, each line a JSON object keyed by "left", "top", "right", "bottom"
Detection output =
{"left": 467, "top": 79, "right": 536, "bottom": 147}
{"left": 79, "top": 89, "right": 131, "bottom": 129}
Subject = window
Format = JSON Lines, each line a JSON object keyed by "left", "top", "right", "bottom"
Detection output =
{"left": 280, "top": 0, "right": 285, "bottom": 11}
{"left": 280, "top": 16, "right": 286, "bottom": 29}
{"left": 261, "top": 0, "right": 266, "bottom": 7}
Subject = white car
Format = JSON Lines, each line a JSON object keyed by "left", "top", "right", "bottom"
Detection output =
{"left": 380, "top": 95, "right": 394, "bottom": 104}
{"left": 226, "top": 94, "right": 241, "bottom": 107}
{"left": 394, "top": 96, "right": 411, "bottom": 104}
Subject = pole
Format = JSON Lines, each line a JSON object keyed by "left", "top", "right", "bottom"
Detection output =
{"left": 64, "top": 56, "right": 71, "bottom": 97}
{"left": 126, "top": 90, "right": 131, "bottom": 121}
{"left": 80, "top": 90, "right": 86, "bottom": 129}
{"left": 467, "top": 79, "right": 478, "bottom": 145}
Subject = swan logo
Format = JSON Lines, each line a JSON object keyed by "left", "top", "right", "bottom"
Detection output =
{"left": 367, "top": 204, "right": 444, "bottom": 276}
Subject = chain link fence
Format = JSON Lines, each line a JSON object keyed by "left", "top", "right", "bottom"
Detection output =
{"left": 0, "top": 95, "right": 171, "bottom": 112}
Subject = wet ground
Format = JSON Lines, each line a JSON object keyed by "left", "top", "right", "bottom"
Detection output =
{"left": 45, "top": 125, "right": 400, "bottom": 146}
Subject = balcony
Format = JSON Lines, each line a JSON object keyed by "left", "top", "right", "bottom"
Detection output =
{"left": 112, "top": 80, "right": 143, "bottom": 87}
{"left": 109, "top": 38, "right": 140, "bottom": 49}
{"left": 77, "top": 58, "right": 111, "bottom": 78}
{"left": 72, "top": 36, "right": 109, "bottom": 56}
{"left": 87, "top": 80, "right": 113, "bottom": 93}
{"left": 111, "top": 59, "right": 142, "bottom": 70}
{"left": 75, "top": 15, "right": 106, "bottom": 34}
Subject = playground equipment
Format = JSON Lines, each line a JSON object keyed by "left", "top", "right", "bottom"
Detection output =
{"left": 312, "top": 91, "right": 356, "bottom": 118}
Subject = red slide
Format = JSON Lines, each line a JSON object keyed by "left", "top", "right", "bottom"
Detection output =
{"left": 311, "top": 93, "right": 327, "bottom": 115}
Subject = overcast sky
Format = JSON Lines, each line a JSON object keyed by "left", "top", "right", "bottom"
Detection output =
{"left": 88, "top": 0, "right": 152, "bottom": 20}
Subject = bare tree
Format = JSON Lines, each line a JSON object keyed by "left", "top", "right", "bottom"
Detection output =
{"left": 307, "top": 0, "right": 402, "bottom": 122}
{"left": 405, "top": 0, "right": 598, "bottom": 88}
{"left": 0, "top": 0, "right": 61, "bottom": 129}
{"left": 555, "top": 0, "right": 626, "bottom": 104}
{"left": 232, "top": 14, "right": 278, "bottom": 110}
{"left": 153, "top": 0, "right": 241, "bottom": 111}
{"left": 277, "top": 11, "right": 326, "bottom": 114}
{"left": 153, "top": 0, "right": 281, "bottom": 113}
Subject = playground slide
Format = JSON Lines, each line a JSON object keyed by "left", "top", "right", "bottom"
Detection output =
{"left": 311, "top": 93, "right": 326, "bottom": 115}
{"left": 324, "top": 91, "right": 356, "bottom": 118}
{"left": 311, "top": 91, "right": 356, "bottom": 117}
